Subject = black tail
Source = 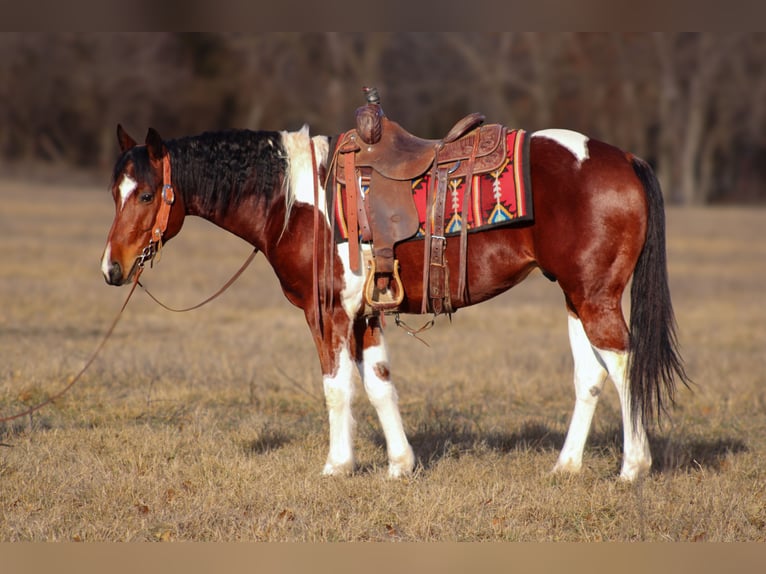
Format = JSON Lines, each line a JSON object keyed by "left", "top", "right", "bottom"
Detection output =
{"left": 628, "top": 156, "right": 691, "bottom": 428}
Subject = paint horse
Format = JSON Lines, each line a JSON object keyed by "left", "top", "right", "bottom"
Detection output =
{"left": 101, "top": 121, "right": 688, "bottom": 481}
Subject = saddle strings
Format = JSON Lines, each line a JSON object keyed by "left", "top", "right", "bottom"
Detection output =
{"left": 393, "top": 313, "right": 436, "bottom": 347}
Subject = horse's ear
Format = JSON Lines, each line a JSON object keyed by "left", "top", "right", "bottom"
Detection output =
{"left": 145, "top": 128, "right": 167, "bottom": 162}
{"left": 117, "top": 124, "right": 137, "bottom": 152}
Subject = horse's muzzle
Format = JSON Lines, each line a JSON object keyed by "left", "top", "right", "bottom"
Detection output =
{"left": 104, "top": 261, "right": 126, "bottom": 286}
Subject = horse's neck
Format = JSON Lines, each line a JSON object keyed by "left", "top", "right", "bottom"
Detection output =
{"left": 168, "top": 134, "right": 288, "bottom": 249}
{"left": 175, "top": 163, "right": 287, "bottom": 252}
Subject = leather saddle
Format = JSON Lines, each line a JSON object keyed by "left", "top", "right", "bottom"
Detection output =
{"left": 336, "top": 112, "right": 507, "bottom": 184}
{"left": 335, "top": 88, "right": 507, "bottom": 315}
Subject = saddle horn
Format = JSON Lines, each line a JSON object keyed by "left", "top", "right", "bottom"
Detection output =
{"left": 356, "top": 87, "right": 384, "bottom": 145}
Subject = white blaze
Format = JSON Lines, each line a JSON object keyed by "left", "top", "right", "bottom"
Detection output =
{"left": 118, "top": 174, "right": 138, "bottom": 209}
{"left": 100, "top": 244, "right": 112, "bottom": 279}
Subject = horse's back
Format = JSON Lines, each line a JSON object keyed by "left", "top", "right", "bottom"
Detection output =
{"left": 529, "top": 129, "right": 646, "bottom": 207}
{"left": 392, "top": 128, "right": 650, "bottom": 314}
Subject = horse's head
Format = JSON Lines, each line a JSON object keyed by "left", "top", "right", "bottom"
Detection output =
{"left": 101, "top": 125, "right": 185, "bottom": 285}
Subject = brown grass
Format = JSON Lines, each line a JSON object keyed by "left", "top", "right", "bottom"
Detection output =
{"left": 1, "top": 179, "right": 764, "bottom": 541}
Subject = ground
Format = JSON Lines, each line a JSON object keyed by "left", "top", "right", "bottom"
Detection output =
{"left": 0, "top": 179, "right": 764, "bottom": 541}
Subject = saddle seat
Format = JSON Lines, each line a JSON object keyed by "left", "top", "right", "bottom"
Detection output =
{"left": 338, "top": 114, "right": 507, "bottom": 184}
{"left": 334, "top": 89, "right": 508, "bottom": 315}
{"left": 349, "top": 113, "right": 486, "bottom": 180}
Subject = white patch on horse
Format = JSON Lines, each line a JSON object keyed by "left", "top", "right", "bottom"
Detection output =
{"left": 118, "top": 174, "right": 137, "bottom": 209}
{"left": 336, "top": 242, "right": 366, "bottom": 320}
{"left": 280, "top": 126, "right": 330, "bottom": 225}
{"left": 533, "top": 129, "right": 590, "bottom": 165}
{"left": 281, "top": 126, "right": 364, "bottom": 322}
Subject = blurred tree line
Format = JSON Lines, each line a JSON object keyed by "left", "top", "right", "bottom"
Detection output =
{"left": 1, "top": 32, "right": 764, "bottom": 204}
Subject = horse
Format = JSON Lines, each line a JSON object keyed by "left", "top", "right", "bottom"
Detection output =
{"left": 101, "top": 122, "right": 689, "bottom": 481}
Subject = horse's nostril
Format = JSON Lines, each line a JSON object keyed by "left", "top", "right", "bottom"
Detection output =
{"left": 107, "top": 261, "right": 123, "bottom": 285}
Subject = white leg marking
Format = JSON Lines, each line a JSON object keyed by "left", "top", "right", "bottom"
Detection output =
{"left": 532, "top": 129, "right": 590, "bottom": 165}
{"left": 118, "top": 174, "right": 137, "bottom": 209}
{"left": 359, "top": 338, "right": 415, "bottom": 478}
{"left": 554, "top": 314, "right": 608, "bottom": 474}
{"left": 322, "top": 345, "right": 356, "bottom": 476}
{"left": 596, "top": 348, "right": 652, "bottom": 481}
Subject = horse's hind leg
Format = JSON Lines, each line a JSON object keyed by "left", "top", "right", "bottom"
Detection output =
{"left": 595, "top": 345, "right": 652, "bottom": 481}
{"left": 558, "top": 304, "right": 652, "bottom": 481}
{"left": 553, "top": 314, "right": 609, "bottom": 474}
{"left": 354, "top": 316, "right": 415, "bottom": 478}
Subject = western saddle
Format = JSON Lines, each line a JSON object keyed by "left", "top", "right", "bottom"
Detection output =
{"left": 335, "top": 87, "right": 508, "bottom": 316}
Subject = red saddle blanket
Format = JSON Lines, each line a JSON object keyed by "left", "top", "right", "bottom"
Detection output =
{"left": 334, "top": 129, "right": 532, "bottom": 242}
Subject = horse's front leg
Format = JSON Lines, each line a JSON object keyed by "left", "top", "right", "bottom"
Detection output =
{"left": 354, "top": 315, "right": 415, "bottom": 478}
{"left": 319, "top": 336, "right": 357, "bottom": 477}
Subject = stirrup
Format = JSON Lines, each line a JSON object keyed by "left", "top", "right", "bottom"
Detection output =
{"left": 363, "top": 258, "right": 404, "bottom": 312}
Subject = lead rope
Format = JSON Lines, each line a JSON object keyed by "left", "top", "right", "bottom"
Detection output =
{"left": 0, "top": 267, "right": 144, "bottom": 424}
{"left": 138, "top": 249, "right": 257, "bottom": 312}
{"left": 0, "top": 247, "right": 257, "bottom": 424}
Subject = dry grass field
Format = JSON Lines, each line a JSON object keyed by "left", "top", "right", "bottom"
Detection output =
{"left": 1, "top": 177, "right": 764, "bottom": 542}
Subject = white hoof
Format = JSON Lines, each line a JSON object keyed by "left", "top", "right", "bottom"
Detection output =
{"left": 551, "top": 458, "right": 582, "bottom": 475}
{"left": 322, "top": 460, "right": 354, "bottom": 477}
{"left": 387, "top": 447, "right": 415, "bottom": 479}
{"left": 618, "top": 459, "right": 651, "bottom": 482}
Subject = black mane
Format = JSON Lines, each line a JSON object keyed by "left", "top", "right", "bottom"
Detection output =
{"left": 114, "top": 129, "right": 287, "bottom": 216}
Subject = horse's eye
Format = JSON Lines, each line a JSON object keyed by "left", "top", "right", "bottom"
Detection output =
{"left": 139, "top": 192, "right": 154, "bottom": 203}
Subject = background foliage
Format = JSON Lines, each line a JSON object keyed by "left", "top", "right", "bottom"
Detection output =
{"left": 2, "top": 32, "right": 765, "bottom": 204}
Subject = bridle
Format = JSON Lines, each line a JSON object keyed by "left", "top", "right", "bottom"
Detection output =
{"left": 133, "top": 150, "right": 257, "bottom": 311}
{"left": 136, "top": 153, "right": 176, "bottom": 272}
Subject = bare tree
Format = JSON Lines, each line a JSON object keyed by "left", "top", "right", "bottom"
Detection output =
{"left": 653, "top": 33, "right": 741, "bottom": 204}
{"left": 326, "top": 33, "right": 393, "bottom": 126}
{"left": 0, "top": 33, "right": 190, "bottom": 168}
{"left": 2, "top": 33, "right": 765, "bottom": 203}
{"left": 79, "top": 33, "right": 190, "bottom": 167}
{"left": 438, "top": 33, "right": 522, "bottom": 126}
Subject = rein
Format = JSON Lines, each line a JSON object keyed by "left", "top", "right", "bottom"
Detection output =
{"left": 138, "top": 249, "right": 257, "bottom": 312}
{"left": 310, "top": 140, "right": 322, "bottom": 335}
{"left": 0, "top": 250, "right": 255, "bottom": 424}
{"left": 137, "top": 153, "right": 258, "bottom": 310}
{"left": 0, "top": 153, "right": 256, "bottom": 424}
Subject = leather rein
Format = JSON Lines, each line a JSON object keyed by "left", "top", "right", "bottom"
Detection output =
{"left": 0, "top": 153, "right": 256, "bottom": 424}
